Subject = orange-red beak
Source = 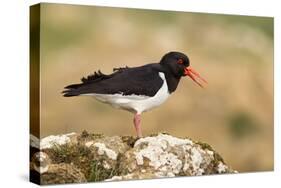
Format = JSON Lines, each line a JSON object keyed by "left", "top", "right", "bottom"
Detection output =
{"left": 184, "top": 66, "right": 207, "bottom": 88}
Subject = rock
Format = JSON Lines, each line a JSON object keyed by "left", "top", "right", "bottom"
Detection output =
{"left": 86, "top": 136, "right": 129, "bottom": 171}
{"left": 40, "top": 163, "right": 87, "bottom": 185}
{"left": 30, "top": 151, "right": 86, "bottom": 185}
{"left": 110, "top": 134, "right": 235, "bottom": 180}
{"left": 40, "top": 132, "right": 77, "bottom": 149}
{"left": 30, "top": 132, "right": 236, "bottom": 184}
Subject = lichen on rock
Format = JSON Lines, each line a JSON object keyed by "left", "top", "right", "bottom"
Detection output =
{"left": 94, "top": 142, "right": 118, "bottom": 160}
{"left": 115, "top": 133, "right": 235, "bottom": 180}
{"left": 30, "top": 131, "right": 236, "bottom": 184}
{"left": 130, "top": 134, "right": 191, "bottom": 176}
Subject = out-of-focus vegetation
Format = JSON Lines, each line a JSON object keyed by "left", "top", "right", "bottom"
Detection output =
{"left": 36, "top": 3, "right": 273, "bottom": 172}
{"left": 228, "top": 111, "right": 259, "bottom": 139}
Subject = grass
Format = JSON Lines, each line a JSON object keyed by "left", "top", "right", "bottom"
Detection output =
{"left": 45, "top": 143, "right": 94, "bottom": 180}
{"left": 50, "top": 143, "right": 91, "bottom": 163}
{"left": 89, "top": 160, "right": 119, "bottom": 182}
{"left": 45, "top": 138, "right": 121, "bottom": 182}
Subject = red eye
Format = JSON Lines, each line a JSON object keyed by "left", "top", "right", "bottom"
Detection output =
{"left": 177, "top": 59, "right": 183, "bottom": 64}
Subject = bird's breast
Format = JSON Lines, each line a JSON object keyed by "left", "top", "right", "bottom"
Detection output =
{"left": 127, "top": 72, "right": 170, "bottom": 113}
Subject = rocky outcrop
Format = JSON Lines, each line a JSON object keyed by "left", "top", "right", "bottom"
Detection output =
{"left": 30, "top": 131, "right": 236, "bottom": 185}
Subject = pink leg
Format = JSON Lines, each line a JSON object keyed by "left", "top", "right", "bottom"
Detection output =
{"left": 133, "top": 114, "right": 142, "bottom": 137}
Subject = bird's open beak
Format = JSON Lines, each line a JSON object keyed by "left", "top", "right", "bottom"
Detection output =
{"left": 184, "top": 66, "right": 208, "bottom": 88}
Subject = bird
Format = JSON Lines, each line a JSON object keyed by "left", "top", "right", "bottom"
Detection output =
{"left": 62, "top": 51, "right": 207, "bottom": 137}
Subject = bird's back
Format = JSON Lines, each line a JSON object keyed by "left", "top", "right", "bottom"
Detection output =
{"left": 63, "top": 63, "right": 164, "bottom": 97}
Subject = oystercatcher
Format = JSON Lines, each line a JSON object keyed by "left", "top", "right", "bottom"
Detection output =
{"left": 63, "top": 52, "right": 207, "bottom": 137}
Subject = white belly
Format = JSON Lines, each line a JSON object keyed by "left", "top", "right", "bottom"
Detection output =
{"left": 88, "top": 72, "right": 170, "bottom": 114}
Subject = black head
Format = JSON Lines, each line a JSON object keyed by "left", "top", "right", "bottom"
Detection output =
{"left": 160, "top": 51, "right": 190, "bottom": 77}
{"left": 160, "top": 51, "right": 207, "bottom": 87}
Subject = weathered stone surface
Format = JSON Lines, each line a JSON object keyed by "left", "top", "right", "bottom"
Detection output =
{"left": 30, "top": 132, "right": 236, "bottom": 184}
{"left": 85, "top": 135, "right": 130, "bottom": 170}
{"left": 110, "top": 134, "right": 235, "bottom": 180}
{"left": 40, "top": 132, "right": 77, "bottom": 149}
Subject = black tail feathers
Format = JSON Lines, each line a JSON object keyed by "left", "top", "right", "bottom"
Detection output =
{"left": 62, "top": 83, "right": 83, "bottom": 97}
{"left": 62, "top": 67, "right": 129, "bottom": 97}
{"left": 62, "top": 90, "right": 79, "bottom": 97}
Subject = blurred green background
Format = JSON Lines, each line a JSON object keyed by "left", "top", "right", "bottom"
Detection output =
{"left": 38, "top": 3, "right": 273, "bottom": 172}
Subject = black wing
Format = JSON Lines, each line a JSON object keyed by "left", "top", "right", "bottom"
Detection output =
{"left": 63, "top": 64, "right": 164, "bottom": 97}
